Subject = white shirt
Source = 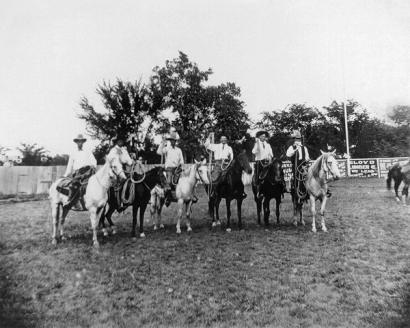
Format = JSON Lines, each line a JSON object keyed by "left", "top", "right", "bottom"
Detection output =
{"left": 252, "top": 139, "right": 273, "bottom": 161}
{"left": 157, "top": 144, "right": 184, "bottom": 168}
{"left": 64, "top": 149, "right": 97, "bottom": 177}
{"left": 205, "top": 140, "right": 233, "bottom": 161}
{"left": 286, "top": 143, "right": 310, "bottom": 161}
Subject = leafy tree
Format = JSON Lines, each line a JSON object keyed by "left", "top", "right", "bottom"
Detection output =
{"left": 389, "top": 105, "right": 410, "bottom": 126}
{"left": 49, "top": 154, "right": 69, "bottom": 166}
{"left": 79, "top": 79, "right": 157, "bottom": 157}
{"left": 151, "top": 52, "right": 251, "bottom": 161}
{"left": 17, "top": 143, "right": 49, "bottom": 166}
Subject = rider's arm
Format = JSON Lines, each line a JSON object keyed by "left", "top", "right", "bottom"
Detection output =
{"left": 228, "top": 146, "right": 234, "bottom": 160}
{"left": 286, "top": 145, "right": 296, "bottom": 158}
{"left": 156, "top": 142, "right": 167, "bottom": 155}
{"left": 268, "top": 144, "right": 273, "bottom": 159}
{"left": 252, "top": 139, "right": 260, "bottom": 155}
{"left": 305, "top": 147, "right": 310, "bottom": 161}
{"left": 179, "top": 148, "right": 185, "bottom": 165}
{"left": 64, "top": 155, "right": 74, "bottom": 177}
{"left": 204, "top": 138, "right": 216, "bottom": 152}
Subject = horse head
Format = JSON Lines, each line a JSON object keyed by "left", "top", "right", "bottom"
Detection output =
{"left": 193, "top": 160, "right": 210, "bottom": 185}
{"left": 236, "top": 150, "right": 253, "bottom": 175}
{"left": 107, "top": 155, "right": 127, "bottom": 182}
{"left": 271, "top": 159, "right": 283, "bottom": 183}
{"left": 320, "top": 150, "right": 340, "bottom": 180}
{"left": 118, "top": 147, "right": 133, "bottom": 167}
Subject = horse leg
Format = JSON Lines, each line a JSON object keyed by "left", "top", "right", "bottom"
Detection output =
{"left": 215, "top": 197, "right": 222, "bottom": 227}
{"left": 89, "top": 207, "right": 101, "bottom": 248}
{"left": 51, "top": 203, "right": 60, "bottom": 245}
{"left": 131, "top": 204, "right": 138, "bottom": 239}
{"left": 139, "top": 203, "right": 147, "bottom": 238}
{"left": 293, "top": 198, "right": 298, "bottom": 227}
{"left": 394, "top": 179, "right": 401, "bottom": 202}
{"left": 275, "top": 196, "right": 281, "bottom": 225}
{"left": 299, "top": 203, "right": 305, "bottom": 226}
{"left": 263, "top": 197, "right": 270, "bottom": 227}
{"left": 320, "top": 196, "right": 328, "bottom": 232}
{"left": 102, "top": 205, "right": 115, "bottom": 237}
{"left": 237, "top": 198, "right": 243, "bottom": 231}
{"left": 59, "top": 205, "right": 70, "bottom": 241}
{"left": 158, "top": 198, "right": 165, "bottom": 229}
{"left": 176, "top": 199, "right": 183, "bottom": 234}
{"left": 310, "top": 195, "right": 317, "bottom": 233}
{"left": 402, "top": 184, "right": 409, "bottom": 206}
{"left": 186, "top": 201, "right": 193, "bottom": 232}
{"left": 226, "top": 198, "right": 232, "bottom": 232}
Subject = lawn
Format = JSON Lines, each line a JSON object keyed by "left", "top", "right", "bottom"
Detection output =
{"left": 1, "top": 178, "right": 410, "bottom": 327}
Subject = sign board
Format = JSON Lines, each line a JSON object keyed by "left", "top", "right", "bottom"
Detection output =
{"left": 337, "top": 160, "right": 347, "bottom": 178}
{"left": 349, "top": 159, "right": 378, "bottom": 177}
{"left": 282, "top": 161, "right": 293, "bottom": 181}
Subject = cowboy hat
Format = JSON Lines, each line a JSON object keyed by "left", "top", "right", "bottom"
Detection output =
{"left": 255, "top": 130, "right": 269, "bottom": 138}
{"left": 290, "top": 130, "right": 302, "bottom": 139}
{"left": 73, "top": 134, "right": 87, "bottom": 142}
{"left": 166, "top": 135, "right": 177, "bottom": 141}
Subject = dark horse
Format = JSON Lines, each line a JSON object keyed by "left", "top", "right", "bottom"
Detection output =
{"left": 99, "top": 166, "right": 168, "bottom": 239}
{"left": 252, "top": 159, "right": 285, "bottom": 226}
{"left": 387, "top": 162, "right": 410, "bottom": 204}
{"left": 387, "top": 163, "right": 405, "bottom": 202}
{"left": 206, "top": 150, "right": 253, "bottom": 231}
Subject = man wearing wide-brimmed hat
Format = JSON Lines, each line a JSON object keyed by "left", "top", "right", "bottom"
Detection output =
{"left": 252, "top": 130, "right": 273, "bottom": 199}
{"left": 286, "top": 130, "right": 310, "bottom": 195}
{"left": 157, "top": 134, "right": 184, "bottom": 206}
{"left": 62, "top": 134, "right": 97, "bottom": 208}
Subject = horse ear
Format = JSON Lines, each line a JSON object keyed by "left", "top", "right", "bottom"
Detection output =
{"left": 194, "top": 159, "right": 199, "bottom": 164}
{"left": 331, "top": 149, "right": 336, "bottom": 155}
{"left": 320, "top": 150, "right": 325, "bottom": 154}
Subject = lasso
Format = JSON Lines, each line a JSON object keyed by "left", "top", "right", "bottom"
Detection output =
{"left": 121, "top": 162, "right": 147, "bottom": 205}
{"left": 294, "top": 160, "right": 309, "bottom": 200}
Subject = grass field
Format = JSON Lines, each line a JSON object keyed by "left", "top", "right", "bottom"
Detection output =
{"left": 1, "top": 178, "right": 410, "bottom": 328}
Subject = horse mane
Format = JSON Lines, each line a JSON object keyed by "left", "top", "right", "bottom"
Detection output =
{"left": 308, "top": 154, "right": 325, "bottom": 179}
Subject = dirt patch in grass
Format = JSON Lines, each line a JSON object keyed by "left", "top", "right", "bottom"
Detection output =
{"left": 1, "top": 178, "right": 410, "bottom": 327}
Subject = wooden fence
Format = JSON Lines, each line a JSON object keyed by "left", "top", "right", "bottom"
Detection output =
{"left": 0, "top": 157, "right": 408, "bottom": 196}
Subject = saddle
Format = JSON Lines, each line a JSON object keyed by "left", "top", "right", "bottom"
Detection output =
{"left": 211, "top": 160, "right": 231, "bottom": 184}
{"left": 171, "top": 166, "right": 183, "bottom": 186}
{"left": 57, "top": 166, "right": 95, "bottom": 209}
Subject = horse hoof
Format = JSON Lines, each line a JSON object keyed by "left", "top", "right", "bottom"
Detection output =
{"left": 61, "top": 235, "right": 67, "bottom": 241}
{"left": 396, "top": 197, "right": 401, "bottom": 203}
{"left": 293, "top": 221, "right": 298, "bottom": 227}
{"left": 312, "top": 228, "right": 317, "bottom": 233}
{"left": 103, "top": 229, "right": 109, "bottom": 237}
{"left": 212, "top": 222, "right": 217, "bottom": 228}
{"left": 216, "top": 220, "right": 221, "bottom": 226}
{"left": 111, "top": 227, "right": 117, "bottom": 235}
{"left": 322, "top": 227, "right": 328, "bottom": 232}
{"left": 153, "top": 225, "right": 158, "bottom": 231}
{"left": 160, "top": 224, "right": 165, "bottom": 229}
{"left": 187, "top": 227, "right": 192, "bottom": 233}
{"left": 226, "top": 228, "right": 232, "bottom": 233}
{"left": 140, "top": 233, "right": 146, "bottom": 238}
{"left": 132, "top": 237, "right": 137, "bottom": 242}
{"left": 176, "top": 229, "right": 181, "bottom": 234}
{"left": 301, "top": 220, "right": 306, "bottom": 226}
{"left": 93, "top": 242, "right": 100, "bottom": 249}
{"left": 51, "top": 238, "right": 58, "bottom": 246}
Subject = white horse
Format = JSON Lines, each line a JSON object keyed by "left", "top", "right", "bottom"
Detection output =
{"left": 305, "top": 151, "right": 341, "bottom": 233}
{"left": 84, "top": 156, "right": 127, "bottom": 247}
{"left": 175, "top": 162, "right": 210, "bottom": 234}
{"left": 49, "top": 150, "right": 130, "bottom": 246}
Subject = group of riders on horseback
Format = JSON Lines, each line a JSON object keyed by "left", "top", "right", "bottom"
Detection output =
{"left": 57, "top": 128, "right": 318, "bottom": 213}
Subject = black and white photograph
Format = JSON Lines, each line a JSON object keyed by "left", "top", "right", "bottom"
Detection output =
{"left": 1, "top": 0, "right": 410, "bottom": 327}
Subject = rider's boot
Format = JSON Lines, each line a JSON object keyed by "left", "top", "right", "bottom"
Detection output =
{"left": 256, "top": 183, "right": 263, "bottom": 200}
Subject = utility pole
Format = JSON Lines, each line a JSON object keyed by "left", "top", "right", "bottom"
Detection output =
{"left": 343, "top": 101, "right": 351, "bottom": 176}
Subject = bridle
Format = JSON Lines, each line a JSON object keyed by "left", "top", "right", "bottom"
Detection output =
{"left": 321, "top": 155, "right": 337, "bottom": 182}
{"left": 95, "top": 160, "right": 125, "bottom": 189}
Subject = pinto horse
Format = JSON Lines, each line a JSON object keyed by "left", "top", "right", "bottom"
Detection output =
{"left": 305, "top": 151, "right": 340, "bottom": 232}
{"left": 207, "top": 150, "right": 253, "bottom": 231}
{"left": 99, "top": 166, "right": 169, "bottom": 239}
{"left": 252, "top": 159, "right": 284, "bottom": 226}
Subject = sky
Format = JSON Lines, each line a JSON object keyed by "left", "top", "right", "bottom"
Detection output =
{"left": 1, "top": 0, "right": 410, "bottom": 155}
